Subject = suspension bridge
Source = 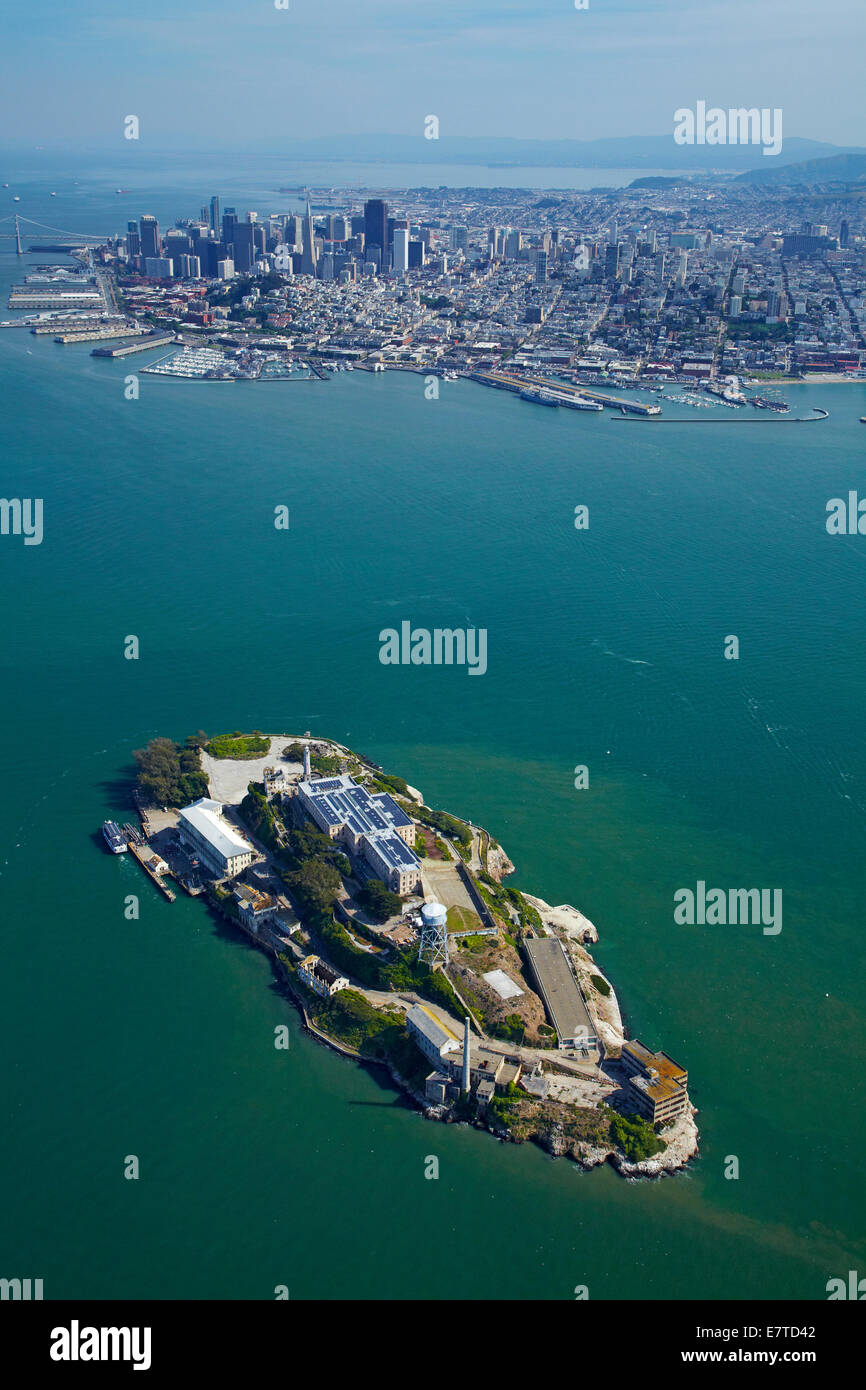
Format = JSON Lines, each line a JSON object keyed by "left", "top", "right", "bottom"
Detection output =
{"left": 0, "top": 214, "right": 110, "bottom": 253}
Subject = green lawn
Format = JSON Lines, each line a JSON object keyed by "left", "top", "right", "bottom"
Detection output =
{"left": 205, "top": 734, "right": 270, "bottom": 760}
{"left": 446, "top": 905, "right": 482, "bottom": 934}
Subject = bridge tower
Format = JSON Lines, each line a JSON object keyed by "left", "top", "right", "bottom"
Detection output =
{"left": 15, "top": 214, "right": 23, "bottom": 255}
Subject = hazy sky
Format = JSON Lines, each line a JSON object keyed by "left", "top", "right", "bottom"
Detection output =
{"left": 0, "top": 0, "right": 862, "bottom": 149}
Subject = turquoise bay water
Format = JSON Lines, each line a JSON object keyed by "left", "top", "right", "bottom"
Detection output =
{"left": 1, "top": 223, "right": 866, "bottom": 1298}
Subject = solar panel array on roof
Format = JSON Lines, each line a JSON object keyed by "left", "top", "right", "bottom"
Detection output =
{"left": 373, "top": 832, "right": 418, "bottom": 868}
{"left": 297, "top": 774, "right": 421, "bottom": 889}
{"left": 299, "top": 775, "right": 413, "bottom": 838}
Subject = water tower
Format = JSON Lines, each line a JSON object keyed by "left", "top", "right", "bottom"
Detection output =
{"left": 418, "top": 900, "right": 449, "bottom": 968}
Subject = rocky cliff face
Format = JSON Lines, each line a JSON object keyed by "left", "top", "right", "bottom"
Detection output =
{"left": 486, "top": 843, "right": 516, "bottom": 881}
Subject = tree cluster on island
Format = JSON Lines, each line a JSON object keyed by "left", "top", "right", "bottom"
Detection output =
{"left": 133, "top": 735, "right": 209, "bottom": 807}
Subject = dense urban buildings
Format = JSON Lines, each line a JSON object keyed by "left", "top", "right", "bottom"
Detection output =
{"left": 97, "top": 177, "right": 864, "bottom": 387}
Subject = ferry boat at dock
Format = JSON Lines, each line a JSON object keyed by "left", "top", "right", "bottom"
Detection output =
{"left": 748, "top": 395, "right": 789, "bottom": 412}
{"left": 102, "top": 821, "right": 128, "bottom": 853}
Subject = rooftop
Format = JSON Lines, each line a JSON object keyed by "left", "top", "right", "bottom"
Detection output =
{"left": 179, "top": 797, "right": 252, "bottom": 861}
{"left": 524, "top": 936, "right": 594, "bottom": 1044}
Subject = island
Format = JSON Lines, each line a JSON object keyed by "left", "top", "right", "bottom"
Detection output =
{"left": 108, "top": 730, "right": 698, "bottom": 1178}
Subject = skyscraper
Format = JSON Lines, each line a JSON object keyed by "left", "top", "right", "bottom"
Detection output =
{"left": 535, "top": 249, "right": 548, "bottom": 284}
{"left": 139, "top": 216, "right": 160, "bottom": 260}
{"left": 126, "top": 221, "right": 141, "bottom": 259}
{"left": 221, "top": 208, "right": 238, "bottom": 246}
{"left": 393, "top": 227, "right": 409, "bottom": 273}
{"left": 840, "top": 219, "right": 850, "bottom": 248}
{"left": 364, "top": 199, "right": 388, "bottom": 267}
{"left": 209, "top": 195, "right": 220, "bottom": 233}
{"left": 232, "top": 222, "right": 255, "bottom": 273}
{"left": 300, "top": 200, "right": 317, "bottom": 276}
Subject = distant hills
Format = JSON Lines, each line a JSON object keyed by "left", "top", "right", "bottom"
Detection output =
{"left": 736, "top": 151, "right": 866, "bottom": 186}
{"left": 259, "top": 133, "right": 864, "bottom": 174}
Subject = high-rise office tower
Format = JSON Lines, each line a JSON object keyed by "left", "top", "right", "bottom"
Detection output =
{"left": 209, "top": 196, "right": 220, "bottom": 232}
{"left": 201, "top": 241, "right": 221, "bottom": 278}
{"left": 301, "top": 200, "right": 317, "bottom": 275}
{"left": 232, "top": 222, "right": 255, "bottom": 272}
{"left": 139, "top": 215, "right": 160, "bottom": 260}
{"left": 284, "top": 216, "right": 300, "bottom": 250}
{"left": 126, "top": 221, "right": 141, "bottom": 258}
{"left": 535, "top": 249, "right": 548, "bottom": 283}
{"left": 393, "top": 227, "right": 410, "bottom": 273}
{"left": 840, "top": 219, "right": 850, "bottom": 248}
{"left": 505, "top": 229, "right": 521, "bottom": 260}
{"left": 450, "top": 226, "right": 468, "bottom": 254}
{"left": 164, "top": 230, "right": 191, "bottom": 262}
{"left": 407, "top": 239, "right": 425, "bottom": 269}
{"left": 364, "top": 199, "right": 388, "bottom": 265}
{"left": 604, "top": 242, "right": 620, "bottom": 280}
{"left": 221, "top": 208, "right": 238, "bottom": 246}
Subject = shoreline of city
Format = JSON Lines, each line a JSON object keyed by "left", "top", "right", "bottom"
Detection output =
{"left": 112, "top": 732, "right": 699, "bottom": 1180}
{"left": 4, "top": 173, "right": 863, "bottom": 414}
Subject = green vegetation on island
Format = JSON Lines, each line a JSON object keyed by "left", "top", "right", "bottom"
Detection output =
{"left": 206, "top": 732, "right": 270, "bottom": 760}
{"left": 356, "top": 879, "right": 404, "bottom": 923}
{"left": 409, "top": 803, "right": 472, "bottom": 854}
{"left": 283, "top": 969, "right": 430, "bottom": 1088}
{"left": 609, "top": 1113, "right": 667, "bottom": 1162}
{"left": 133, "top": 736, "right": 209, "bottom": 807}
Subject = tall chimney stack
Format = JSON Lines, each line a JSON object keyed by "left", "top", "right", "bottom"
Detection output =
{"left": 462, "top": 1016, "right": 471, "bottom": 1094}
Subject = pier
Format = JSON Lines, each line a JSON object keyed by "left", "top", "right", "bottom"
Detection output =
{"left": 128, "top": 840, "right": 177, "bottom": 902}
{"left": 55, "top": 326, "right": 147, "bottom": 345}
{"left": 91, "top": 333, "right": 177, "bottom": 358}
{"left": 472, "top": 369, "right": 661, "bottom": 415}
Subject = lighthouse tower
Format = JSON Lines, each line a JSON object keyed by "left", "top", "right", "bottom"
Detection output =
{"left": 303, "top": 744, "right": 311, "bottom": 779}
